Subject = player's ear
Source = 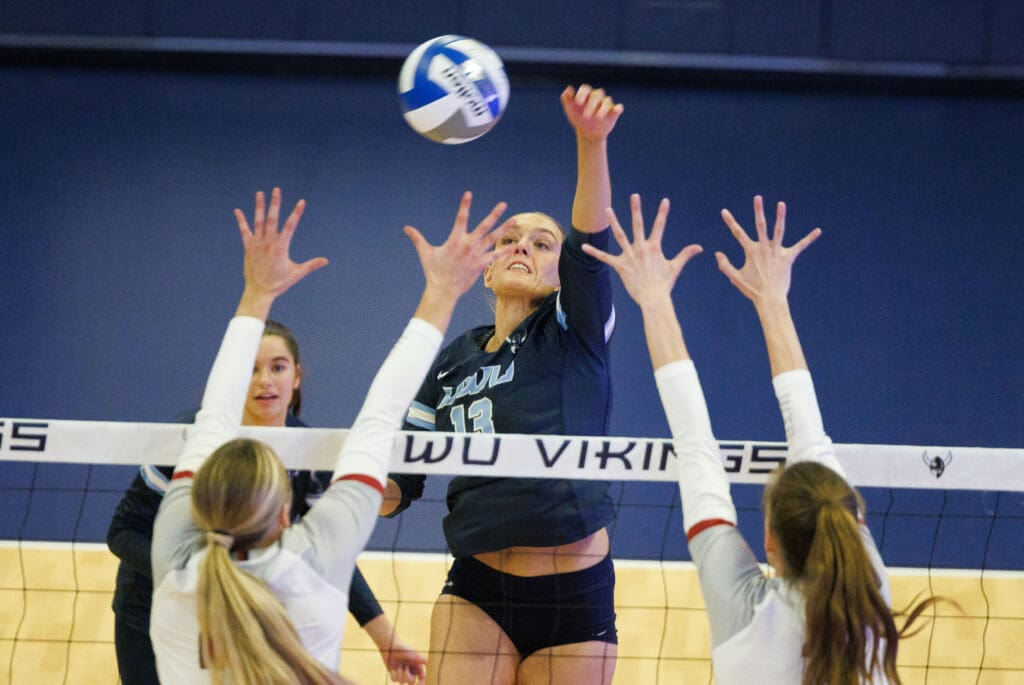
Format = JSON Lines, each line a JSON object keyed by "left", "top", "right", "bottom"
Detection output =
{"left": 483, "top": 263, "right": 494, "bottom": 288}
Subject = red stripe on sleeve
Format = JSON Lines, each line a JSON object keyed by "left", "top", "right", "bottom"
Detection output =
{"left": 333, "top": 473, "right": 385, "bottom": 494}
{"left": 172, "top": 471, "right": 194, "bottom": 480}
{"left": 686, "top": 518, "right": 735, "bottom": 541}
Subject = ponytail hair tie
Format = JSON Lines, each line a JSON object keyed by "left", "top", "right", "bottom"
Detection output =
{"left": 206, "top": 529, "right": 235, "bottom": 550}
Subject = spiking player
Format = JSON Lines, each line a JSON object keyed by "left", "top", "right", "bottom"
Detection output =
{"left": 381, "top": 84, "right": 623, "bottom": 685}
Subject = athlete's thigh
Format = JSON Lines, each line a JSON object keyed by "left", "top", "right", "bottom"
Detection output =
{"left": 517, "top": 640, "right": 617, "bottom": 685}
{"left": 428, "top": 594, "right": 520, "bottom": 685}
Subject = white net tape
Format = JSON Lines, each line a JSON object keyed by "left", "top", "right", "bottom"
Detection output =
{"left": 2, "top": 417, "right": 1021, "bottom": 491}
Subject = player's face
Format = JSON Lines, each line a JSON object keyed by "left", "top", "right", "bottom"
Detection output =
{"left": 484, "top": 213, "right": 563, "bottom": 300}
{"left": 242, "top": 335, "right": 301, "bottom": 427}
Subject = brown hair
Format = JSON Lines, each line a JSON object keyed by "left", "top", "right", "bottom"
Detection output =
{"left": 191, "top": 438, "right": 345, "bottom": 685}
{"left": 264, "top": 319, "right": 303, "bottom": 417}
{"left": 765, "top": 461, "right": 938, "bottom": 685}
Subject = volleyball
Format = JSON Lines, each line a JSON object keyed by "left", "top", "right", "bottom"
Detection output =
{"left": 398, "top": 35, "right": 509, "bottom": 144}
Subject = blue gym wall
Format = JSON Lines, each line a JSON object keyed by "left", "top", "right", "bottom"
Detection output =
{"left": 1, "top": 2, "right": 1022, "bottom": 570}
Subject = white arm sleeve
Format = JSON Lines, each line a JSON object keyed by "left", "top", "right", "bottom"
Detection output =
{"left": 655, "top": 360, "right": 737, "bottom": 533}
{"left": 175, "top": 316, "right": 264, "bottom": 476}
{"left": 331, "top": 318, "right": 443, "bottom": 489}
{"left": 152, "top": 316, "right": 264, "bottom": 584}
{"left": 771, "top": 369, "right": 845, "bottom": 479}
{"left": 279, "top": 318, "right": 442, "bottom": 588}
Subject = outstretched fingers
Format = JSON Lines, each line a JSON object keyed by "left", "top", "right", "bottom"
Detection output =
{"left": 716, "top": 195, "right": 822, "bottom": 304}
{"left": 280, "top": 198, "right": 306, "bottom": 238}
{"left": 265, "top": 187, "right": 282, "bottom": 235}
{"left": 714, "top": 251, "right": 745, "bottom": 292}
{"left": 233, "top": 208, "right": 252, "bottom": 248}
{"left": 468, "top": 199, "right": 510, "bottom": 241}
{"left": 752, "top": 194, "right": 768, "bottom": 243}
{"left": 234, "top": 188, "right": 327, "bottom": 317}
{"left": 402, "top": 224, "right": 430, "bottom": 264}
{"left": 720, "top": 207, "right": 753, "bottom": 249}
{"left": 790, "top": 226, "right": 823, "bottom": 260}
{"left": 253, "top": 190, "right": 267, "bottom": 236}
{"left": 601, "top": 206, "right": 633, "bottom": 261}
{"left": 586, "top": 195, "right": 701, "bottom": 308}
{"left": 772, "top": 200, "right": 787, "bottom": 246}
{"left": 670, "top": 243, "right": 704, "bottom": 273}
{"left": 296, "top": 255, "right": 330, "bottom": 278}
{"left": 407, "top": 192, "right": 515, "bottom": 302}
{"left": 648, "top": 197, "right": 671, "bottom": 245}
{"left": 449, "top": 191, "right": 473, "bottom": 236}
{"left": 629, "top": 193, "right": 647, "bottom": 244}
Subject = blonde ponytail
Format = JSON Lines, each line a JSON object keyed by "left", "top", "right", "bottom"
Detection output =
{"left": 192, "top": 438, "right": 348, "bottom": 685}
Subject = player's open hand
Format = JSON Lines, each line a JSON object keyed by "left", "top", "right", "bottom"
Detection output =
{"left": 404, "top": 191, "right": 515, "bottom": 302}
{"left": 582, "top": 194, "right": 702, "bottom": 308}
{"left": 235, "top": 187, "right": 328, "bottom": 301}
{"left": 715, "top": 195, "right": 820, "bottom": 306}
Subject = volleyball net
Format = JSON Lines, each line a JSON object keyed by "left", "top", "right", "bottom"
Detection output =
{"left": 1, "top": 417, "right": 1022, "bottom": 683}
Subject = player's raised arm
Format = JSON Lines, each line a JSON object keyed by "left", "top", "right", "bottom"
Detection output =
{"left": 561, "top": 84, "right": 623, "bottom": 234}
{"left": 582, "top": 195, "right": 701, "bottom": 369}
{"left": 404, "top": 190, "right": 515, "bottom": 333}
{"left": 713, "top": 195, "right": 838, "bottom": 472}
{"left": 715, "top": 195, "right": 820, "bottom": 378}
{"left": 233, "top": 188, "right": 329, "bottom": 321}
{"left": 582, "top": 195, "right": 735, "bottom": 540}
{"left": 173, "top": 188, "right": 327, "bottom": 482}
{"left": 379, "top": 192, "right": 514, "bottom": 517}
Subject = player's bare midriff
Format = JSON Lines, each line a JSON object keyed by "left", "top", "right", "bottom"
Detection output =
{"left": 473, "top": 527, "right": 609, "bottom": 576}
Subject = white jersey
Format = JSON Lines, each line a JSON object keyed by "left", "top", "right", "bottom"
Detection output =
{"left": 655, "top": 363, "right": 891, "bottom": 684}
{"left": 150, "top": 316, "right": 442, "bottom": 683}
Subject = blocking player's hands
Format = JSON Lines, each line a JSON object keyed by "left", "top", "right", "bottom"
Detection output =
{"left": 582, "top": 194, "right": 702, "bottom": 308}
{"left": 715, "top": 195, "right": 821, "bottom": 307}
{"left": 234, "top": 187, "right": 329, "bottom": 319}
{"left": 583, "top": 194, "right": 702, "bottom": 370}
{"left": 404, "top": 191, "right": 515, "bottom": 333}
{"left": 404, "top": 191, "right": 515, "bottom": 301}
{"left": 561, "top": 84, "right": 624, "bottom": 142}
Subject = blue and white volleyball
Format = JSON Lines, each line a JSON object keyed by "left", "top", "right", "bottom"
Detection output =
{"left": 398, "top": 35, "right": 509, "bottom": 144}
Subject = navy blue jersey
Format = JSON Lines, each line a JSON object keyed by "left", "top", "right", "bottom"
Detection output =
{"left": 391, "top": 228, "right": 616, "bottom": 557}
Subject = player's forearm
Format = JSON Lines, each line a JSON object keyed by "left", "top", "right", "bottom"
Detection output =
{"left": 361, "top": 614, "right": 395, "bottom": 650}
{"left": 234, "top": 286, "right": 276, "bottom": 321}
{"left": 640, "top": 293, "right": 690, "bottom": 371}
{"left": 411, "top": 285, "right": 457, "bottom": 337}
{"left": 571, "top": 136, "right": 611, "bottom": 234}
{"left": 754, "top": 297, "right": 808, "bottom": 378}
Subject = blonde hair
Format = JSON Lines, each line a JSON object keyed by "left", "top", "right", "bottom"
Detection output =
{"left": 765, "top": 461, "right": 938, "bottom": 685}
{"left": 191, "top": 438, "right": 347, "bottom": 685}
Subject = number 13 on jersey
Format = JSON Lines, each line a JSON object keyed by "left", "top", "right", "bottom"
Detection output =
{"left": 449, "top": 397, "right": 495, "bottom": 433}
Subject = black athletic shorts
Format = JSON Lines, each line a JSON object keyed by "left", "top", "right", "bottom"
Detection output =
{"left": 441, "top": 555, "right": 618, "bottom": 657}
